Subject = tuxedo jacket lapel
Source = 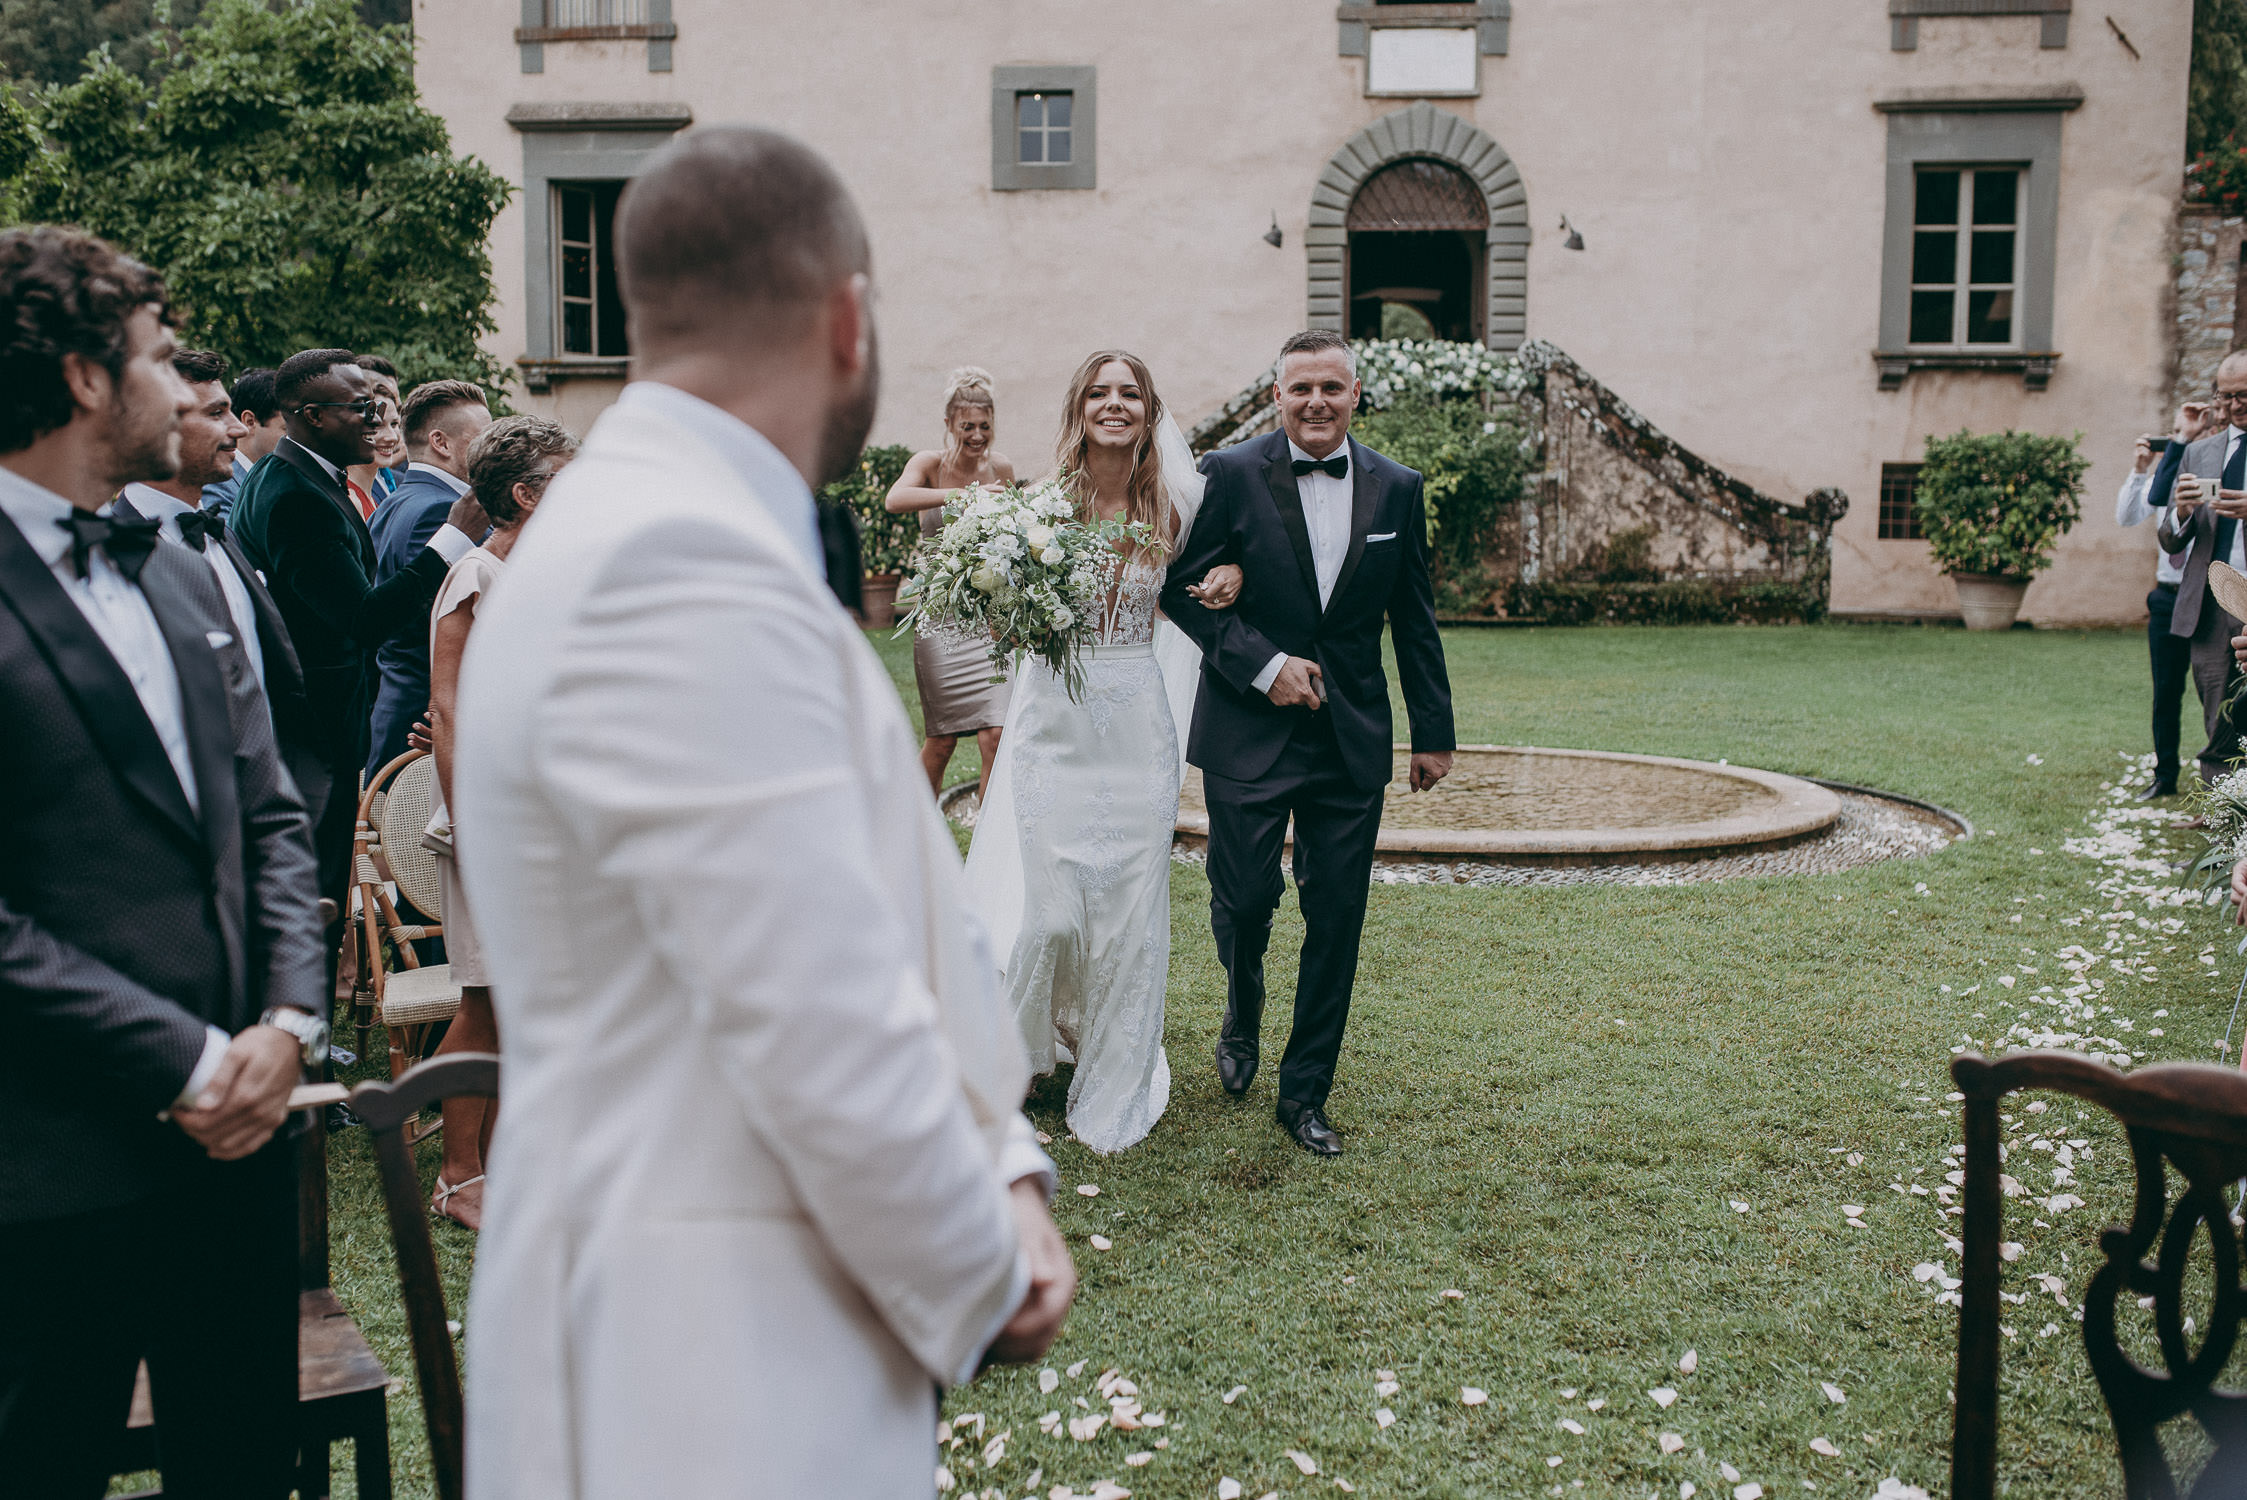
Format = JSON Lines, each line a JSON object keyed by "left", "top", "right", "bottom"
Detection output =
{"left": 0, "top": 507, "right": 203, "bottom": 850}
{"left": 221, "top": 530, "right": 304, "bottom": 693}
{"left": 1259, "top": 435, "right": 1324, "bottom": 612}
{"left": 1325, "top": 438, "right": 1383, "bottom": 608}
{"left": 276, "top": 441, "right": 372, "bottom": 557}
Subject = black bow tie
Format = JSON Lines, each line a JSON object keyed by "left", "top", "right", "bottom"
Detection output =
{"left": 175, "top": 509, "right": 225, "bottom": 552}
{"left": 1292, "top": 454, "right": 1348, "bottom": 480}
{"left": 56, "top": 511, "right": 162, "bottom": 582}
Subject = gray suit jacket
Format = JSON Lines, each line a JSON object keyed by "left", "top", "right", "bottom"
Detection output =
{"left": 2163, "top": 426, "right": 2239, "bottom": 639}
{"left": 0, "top": 511, "right": 325, "bottom": 1223}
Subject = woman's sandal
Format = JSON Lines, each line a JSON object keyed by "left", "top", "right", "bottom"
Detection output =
{"left": 431, "top": 1173, "right": 485, "bottom": 1229}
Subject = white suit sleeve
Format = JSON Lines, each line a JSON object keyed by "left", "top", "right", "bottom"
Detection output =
{"left": 534, "top": 522, "right": 1022, "bottom": 1386}
{"left": 2115, "top": 473, "right": 2151, "bottom": 529}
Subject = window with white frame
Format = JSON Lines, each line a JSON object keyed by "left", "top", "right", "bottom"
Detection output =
{"left": 1908, "top": 165, "right": 2022, "bottom": 348}
{"left": 553, "top": 181, "right": 627, "bottom": 358}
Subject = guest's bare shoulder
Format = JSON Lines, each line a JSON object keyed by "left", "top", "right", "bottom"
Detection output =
{"left": 990, "top": 453, "right": 1017, "bottom": 484}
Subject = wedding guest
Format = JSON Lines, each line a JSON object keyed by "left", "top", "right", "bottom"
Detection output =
{"left": 2160, "top": 353, "right": 2247, "bottom": 786}
{"left": 885, "top": 365, "right": 1015, "bottom": 800}
{"left": 351, "top": 354, "right": 404, "bottom": 507}
{"left": 228, "top": 348, "right": 489, "bottom": 976}
{"left": 421, "top": 415, "right": 576, "bottom": 1230}
{"left": 2118, "top": 401, "right": 2216, "bottom": 799}
{"left": 367, "top": 379, "right": 493, "bottom": 777}
{"left": 455, "top": 126, "right": 1071, "bottom": 1495}
{"left": 201, "top": 366, "right": 281, "bottom": 519}
{"left": 0, "top": 226, "right": 327, "bottom": 1500}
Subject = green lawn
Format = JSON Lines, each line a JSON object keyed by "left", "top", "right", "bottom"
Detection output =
{"left": 282, "top": 623, "right": 2240, "bottom": 1500}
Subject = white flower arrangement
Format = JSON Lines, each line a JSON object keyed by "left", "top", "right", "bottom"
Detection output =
{"left": 1351, "top": 337, "right": 1528, "bottom": 410}
{"left": 896, "top": 474, "right": 1153, "bottom": 701}
{"left": 2190, "top": 763, "right": 2247, "bottom": 888}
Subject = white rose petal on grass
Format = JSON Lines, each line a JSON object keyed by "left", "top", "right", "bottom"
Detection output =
{"left": 1999, "top": 976, "right": 2017, "bottom": 989}
{"left": 1720, "top": 1463, "right": 1742, "bottom": 1482}
{"left": 1734, "top": 1485, "right": 1764, "bottom": 1500}
{"left": 1810, "top": 1437, "right": 1840, "bottom": 1457}
{"left": 1218, "top": 1481, "right": 1243, "bottom": 1500}
{"left": 1660, "top": 1433, "right": 1686, "bottom": 1454}
{"left": 1821, "top": 1382, "right": 1847, "bottom": 1404}
{"left": 1068, "top": 1360, "right": 1088, "bottom": 1377}
{"left": 1586, "top": 1398, "right": 1607, "bottom": 1411}
{"left": 1999, "top": 1242, "right": 2024, "bottom": 1263}
{"left": 1441, "top": 1288, "right": 1467, "bottom": 1300}
{"left": 1076, "top": 1184, "right": 1100, "bottom": 1197}
{"left": 1680, "top": 1350, "right": 1699, "bottom": 1375}
{"left": 1461, "top": 1387, "right": 1489, "bottom": 1406}
{"left": 1335, "top": 1482, "right": 1356, "bottom": 1494}
{"left": 1091, "top": 1485, "right": 1132, "bottom": 1500}
{"left": 1546, "top": 1456, "right": 1564, "bottom": 1468}
{"left": 1040, "top": 1369, "right": 1061, "bottom": 1394}
{"left": 1067, "top": 1414, "right": 1106, "bottom": 1441}
{"left": 1374, "top": 1408, "right": 1396, "bottom": 1429}
{"left": 1124, "top": 1452, "right": 1154, "bottom": 1468}
{"left": 1089, "top": 1235, "right": 1112, "bottom": 1251}
{"left": 1650, "top": 1387, "right": 1680, "bottom": 1409}
{"left": 1559, "top": 1418, "right": 1586, "bottom": 1435}
{"left": 1374, "top": 1380, "right": 1400, "bottom": 1398}
{"left": 1286, "top": 1450, "right": 1320, "bottom": 1475}
{"left": 1681, "top": 1486, "right": 1698, "bottom": 1500}
{"left": 1730, "top": 1201, "right": 1751, "bottom": 1213}
{"left": 1222, "top": 1385, "right": 1248, "bottom": 1405}
{"left": 936, "top": 1466, "right": 955, "bottom": 1492}
{"left": 1912, "top": 1263, "right": 1942, "bottom": 1282}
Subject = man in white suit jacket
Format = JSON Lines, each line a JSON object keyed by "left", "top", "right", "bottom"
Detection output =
{"left": 454, "top": 128, "right": 1074, "bottom": 1497}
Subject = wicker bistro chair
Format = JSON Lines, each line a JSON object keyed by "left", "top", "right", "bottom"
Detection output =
{"left": 356, "top": 752, "right": 463, "bottom": 1082}
{"left": 1950, "top": 1050, "right": 2247, "bottom": 1500}
{"left": 352, "top": 1054, "right": 500, "bottom": 1500}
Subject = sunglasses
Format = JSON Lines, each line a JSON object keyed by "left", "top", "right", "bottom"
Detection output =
{"left": 297, "top": 398, "right": 381, "bottom": 420}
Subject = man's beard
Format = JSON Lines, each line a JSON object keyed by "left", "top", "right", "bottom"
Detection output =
{"left": 108, "top": 388, "right": 181, "bottom": 489}
{"left": 814, "top": 326, "right": 880, "bottom": 489}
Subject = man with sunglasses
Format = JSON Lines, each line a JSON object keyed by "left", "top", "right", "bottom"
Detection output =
{"left": 230, "top": 349, "right": 489, "bottom": 969}
{"left": 2156, "top": 352, "right": 2247, "bottom": 788}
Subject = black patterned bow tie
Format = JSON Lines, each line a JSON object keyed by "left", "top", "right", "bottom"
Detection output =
{"left": 1292, "top": 454, "right": 1348, "bottom": 480}
{"left": 57, "top": 511, "right": 162, "bottom": 582}
{"left": 175, "top": 509, "right": 225, "bottom": 552}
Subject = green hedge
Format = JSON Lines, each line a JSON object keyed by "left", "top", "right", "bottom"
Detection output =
{"left": 1504, "top": 578, "right": 1826, "bottom": 626}
{"left": 1914, "top": 428, "right": 2087, "bottom": 581}
{"left": 1348, "top": 395, "right": 1531, "bottom": 582}
{"left": 817, "top": 444, "right": 918, "bottom": 574}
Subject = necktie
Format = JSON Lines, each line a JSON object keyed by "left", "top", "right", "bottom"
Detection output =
{"left": 56, "top": 511, "right": 161, "bottom": 582}
{"left": 176, "top": 509, "right": 225, "bottom": 552}
{"left": 2219, "top": 435, "right": 2246, "bottom": 568}
{"left": 1292, "top": 455, "right": 1348, "bottom": 480}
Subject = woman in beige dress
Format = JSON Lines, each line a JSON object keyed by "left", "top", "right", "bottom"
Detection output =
{"left": 886, "top": 367, "right": 1015, "bottom": 801}
{"left": 424, "top": 414, "right": 579, "bottom": 1229}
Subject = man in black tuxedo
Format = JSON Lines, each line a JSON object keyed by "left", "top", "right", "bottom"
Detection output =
{"left": 228, "top": 348, "right": 487, "bottom": 945}
{"left": 0, "top": 228, "right": 329, "bottom": 1498}
{"left": 1160, "top": 329, "right": 1454, "bottom": 1156}
{"left": 112, "top": 349, "right": 311, "bottom": 759}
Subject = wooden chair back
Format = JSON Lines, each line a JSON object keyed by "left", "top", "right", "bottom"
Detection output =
{"left": 1950, "top": 1049, "right": 2247, "bottom": 1500}
{"left": 355, "top": 750, "right": 461, "bottom": 1085}
{"left": 352, "top": 1053, "right": 500, "bottom": 1500}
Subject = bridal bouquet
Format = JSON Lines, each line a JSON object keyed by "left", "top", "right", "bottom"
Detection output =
{"left": 896, "top": 475, "right": 1153, "bottom": 701}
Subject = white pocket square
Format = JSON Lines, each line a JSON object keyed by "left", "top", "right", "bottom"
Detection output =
{"left": 205, "top": 630, "right": 234, "bottom": 649}
{"left": 1365, "top": 532, "right": 1397, "bottom": 543}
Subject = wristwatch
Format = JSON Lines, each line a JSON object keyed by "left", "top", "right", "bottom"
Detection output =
{"left": 259, "top": 1006, "right": 332, "bottom": 1070}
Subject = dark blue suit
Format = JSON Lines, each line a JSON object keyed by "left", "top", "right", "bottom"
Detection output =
{"left": 199, "top": 454, "right": 251, "bottom": 521}
{"left": 366, "top": 466, "right": 465, "bottom": 778}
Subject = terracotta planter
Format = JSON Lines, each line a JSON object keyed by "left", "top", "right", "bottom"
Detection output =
{"left": 860, "top": 572, "right": 902, "bottom": 629}
{"left": 1950, "top": 572, "right": 2030, "bottom": 631}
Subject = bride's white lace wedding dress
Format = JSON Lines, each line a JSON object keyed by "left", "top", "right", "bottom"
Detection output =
{"left": 963, "top": 417, "right": 1206, "bottom": 1154}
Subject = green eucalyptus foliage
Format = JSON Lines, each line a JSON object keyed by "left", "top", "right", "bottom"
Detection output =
{"left": 0, "top": 0, "right": 512, "bottom": 393}
{"left": 1913, "top": 428, "right": 2089, "bottom": 581}
{"left": 1348, "top": 395, "right": 1531, "bottom": 581}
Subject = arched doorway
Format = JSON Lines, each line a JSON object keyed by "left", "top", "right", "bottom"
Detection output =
{"left": 1347, "top": 158, "right": 1488, "bottom": 342}
{"left": 1305, "top": 101, "right": 1530, "bottom": 351}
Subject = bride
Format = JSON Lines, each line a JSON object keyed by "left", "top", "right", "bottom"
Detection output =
{"left": 964, "top": 351, "right": 1238, "bottom": 1154}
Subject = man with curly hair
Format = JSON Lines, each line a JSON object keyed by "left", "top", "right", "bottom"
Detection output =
{"left": 0, "top": 225, "right": 326, "bottom": 1498}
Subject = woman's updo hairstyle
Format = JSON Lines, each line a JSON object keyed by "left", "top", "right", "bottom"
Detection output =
{"left": 943, "top": 365, "right": 995, "bottom": 418}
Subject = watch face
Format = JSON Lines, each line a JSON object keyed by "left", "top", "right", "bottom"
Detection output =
{"left": 302, "top": 1015, "right": 332, "bottom": 1065}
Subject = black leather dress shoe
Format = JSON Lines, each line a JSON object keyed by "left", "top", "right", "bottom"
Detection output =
{"left": 1217, "top": 1037, "right": 1259, "bottom": 1096}
{"left": 1276, "top": 1098, "right": 1342, "bottom": 1157}
{"left": 2136, "top": 779, "right": 2178, "bottom": 802}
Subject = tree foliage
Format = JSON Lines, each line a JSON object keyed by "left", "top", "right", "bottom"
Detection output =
{"left": 2194, "top": 0, "right": 2247, "bottom": 160}
{"left": 0, "top": 0, "right": 511, "bottom": 392}
{"left": 1913, "top": 429, "right": 2088, "bottom": 581}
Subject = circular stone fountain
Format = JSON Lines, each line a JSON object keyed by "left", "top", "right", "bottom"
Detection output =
{"left": 1176, "top": 745, "right": 1842, "bottom": 867}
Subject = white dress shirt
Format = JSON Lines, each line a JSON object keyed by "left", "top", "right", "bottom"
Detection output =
{"left": 2159, "top": 427, "right": 2247, "bottom": 574}
{"left": 0, "top": 464, "right": 231, "bottom": 1103}
{"left": 119, "top": 483, "right": 264, "bottom": 688}
{"left": 614, "top": 381, "right": 826, "bottom": 579}
{"left": 1249, "top": 438, "right": 1355, "bottom": 696}
{"left": 406, "top": 459, "right": 471, "bottom": 496}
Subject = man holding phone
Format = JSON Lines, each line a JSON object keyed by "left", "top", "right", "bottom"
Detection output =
{"left": 2120, "top": 401, "right": 2214, "bottom": 797}
{"left": 2159, "top": 352, "right": 2247, "bottom": 787}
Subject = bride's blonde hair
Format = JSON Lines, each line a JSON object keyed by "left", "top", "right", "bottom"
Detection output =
{"left": 1055, "top": 349, "right": 1168, "bottom": 556}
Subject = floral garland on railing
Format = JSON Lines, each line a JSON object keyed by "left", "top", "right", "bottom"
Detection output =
{"left": 1350, "top": 338, "right": 1529, "bottom": 410}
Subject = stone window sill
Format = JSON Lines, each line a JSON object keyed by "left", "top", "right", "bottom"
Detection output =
{"left": 1873, "top": 350, "right": 2058, "bottom": 391}
{"left": 515, "top": 23, "right": 675, "bottom": 42}
{"left": 518, "top": 356, "right": 630, "bottom": 393}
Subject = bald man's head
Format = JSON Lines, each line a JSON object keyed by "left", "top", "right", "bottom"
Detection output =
{"left": 617, "top": 126, "right": 871, "bottom": 361}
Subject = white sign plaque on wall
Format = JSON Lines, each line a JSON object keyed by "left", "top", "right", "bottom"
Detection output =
{"left": 1366, "top": 28, "right": 1479, "bottom": 97}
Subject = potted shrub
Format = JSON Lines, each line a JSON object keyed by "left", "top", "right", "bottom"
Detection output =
{"left": 820, "top": 444, "right": 916, "bottom": 627}
{"left": 1913, "top": 429, "right": 2088, "bottom": 631}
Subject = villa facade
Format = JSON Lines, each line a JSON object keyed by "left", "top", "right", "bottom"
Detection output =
{"left": 413, "top": 0, "right": 2192, "bottom": 624}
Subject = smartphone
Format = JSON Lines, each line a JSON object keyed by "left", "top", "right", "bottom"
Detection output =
{"left": 2148, "top": 436, "right": 2173, "bottom": 454}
